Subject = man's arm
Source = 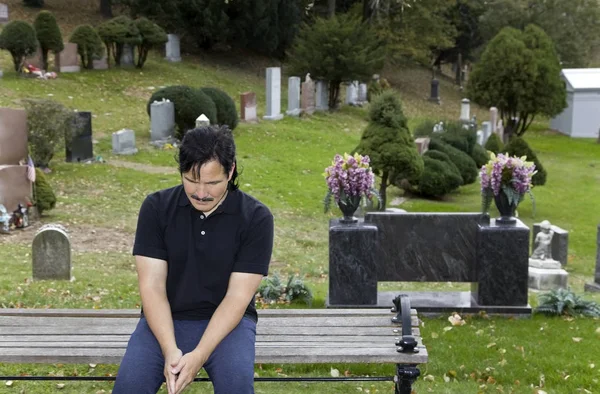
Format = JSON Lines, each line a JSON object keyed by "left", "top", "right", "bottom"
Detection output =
{"left": 171, "top": 272, "right": 263, "bottom": 393}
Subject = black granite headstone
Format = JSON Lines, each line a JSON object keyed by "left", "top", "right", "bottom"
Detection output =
{"left": 428, "top": 79, "right": 441, "bottom": 104}
{"left": 66, "top": 111, "right": 93, "bottom": 163}
{"left": 473, "top": 219, "right": 529, "bottom": 306}
{"left": 584, "top": 224, "right": 600, "bottom": 292}
{"left": 328, "top": 219, "right": 378, "bottom": 306}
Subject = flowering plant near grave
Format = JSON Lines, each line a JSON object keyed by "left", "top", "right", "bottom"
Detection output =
{"left": 480, "top": 153, "right": 536, "bottom": 214}
{"left": 323, "top": 153, "right": 380, "bottom": 215}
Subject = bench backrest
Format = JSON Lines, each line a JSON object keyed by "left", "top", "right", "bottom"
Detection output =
{"left": 365, "top": 212, "right": 489, "bottom": 282}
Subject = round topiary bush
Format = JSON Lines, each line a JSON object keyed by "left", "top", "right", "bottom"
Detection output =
{"left": 33, "top": 10, "right": 63, "bottom": 70}
{"left": 368, "top": 90, "right": 408, "bottom": 129}
{"left": 429, "top": 138, "right": 478, "bottom": 185}
{"left": 503, "top": 136, "right": 547, "bottom": 186}
{"left": 199, "top": 87, "right": 239, "bottom": 130}
{"left": 423, "top": 150, "right": 463, "bottom": 184}
{"left": 418, "top": 156, "right": 463, "bottom": 198}
{"left": 485, "top": 132, "right": 504, "bottom": 154}
{"left": 471, "top": 143, "right": 490, "bottom": 167}
{"left": 70, "top": 25, "right": 105, "bottom": 69}
{"left": 147, "top": 86, "right": 217, "bottom": 139}
{"left": 0, "top": 20, "right": 38, "bottom": 72}
{"left": 33, "top": 168, "right": 56, "bottom": 215}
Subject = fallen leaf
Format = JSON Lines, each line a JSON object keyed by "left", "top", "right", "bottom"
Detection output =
{"left": 443, "top": 374, "right": 450, "bottom": 383}
{"left": 423, "top": 374, "right": 435, "bottom": 382}
{"left": 448, "top": 313, "right": 466, "bottom": 326}
{"left": 572, "top": 337, "right": 583, "bottom": 342}
{"left": 330, "top": 368, "right": 340, "bottom": 377}
{"left": 5, "top": 381, "right": 13, "bottom": 387}
{"left": 254, "top": 372, "right": 259, "bottom": 378}
{"left": 56, "top": 383, "right": 65, "bottom": 389}
{"left": 487, "top": 342, "right": 497, "bottom": 348}
{"left": 89, "top": 364, "right": 97, "bottom": 368}
{"left": 535, "top": 390, "right": 547, "bottom": 394}
{"left": 443, "top": 326, "right": 453, "bottom": 332}
{"left": 590, "top": 363, "right": 595, "bottom": 369}
{"left": 475, "top": 329, "right": 484, "bottom": 335}
{"left": 431, "top": 332, "right": 439, "bottom": 339}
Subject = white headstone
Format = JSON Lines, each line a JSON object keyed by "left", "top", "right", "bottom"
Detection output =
{"left": 481, "top": 121, "right": 492, "bottom": 145}
{"left": 120, "top": 44, "right": 134, "bottom": 67}
{"left": 460, "top": 98, "right": 470, "bottom": 122}
{"left": 196, "top": 114, "right": 210, "bottom": 127}
{"left": 286, "top": 76, "right": 301, "bottom": 116}
{"left": 112, "top": 129, "right": 138, "bottom": 155}
{"left": 150, "top": 99, "right": 175, "bottom": 141}
{"left": 315, "top": 81, "right": 329, "bottom": 111}
{"left": 358, "top": 83, "right": 368, "bottom": 103}
{"left": 263, "top": 67, "right": 283, "bottom": 120}
{"left": 490, "top": 107, "right": 498, "bottom": 133}
{"left": 165, "top": 34, "right": 181, "bottom": 62}
{"left": 476, "top": 130, "right": 484, "bottom": 146}
{"left": 0, "top": 3, "right": 7, "bottom": 23}
{"left": 345, "top": 81, "right": 358, "bottom": 106}
{"left": 32, "top": 224, "right": 71, "bottom": 280}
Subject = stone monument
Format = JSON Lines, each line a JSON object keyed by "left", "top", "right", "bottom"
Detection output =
{"left": 196, "top": 114, "right": 210, "bottom": 127}
{"left": 345, "top": 81, "right": 358, "bottom": 106}
{"left": 584, "top": 224, "right": 600, "bottom": 293}
{"left": 240, "top": 92, "right": 258, "bottom": 122}
{"left": 165, "top": 34, "right": 181, "bottom": 62}
{"left": 66, "top": 111, "right": 93, "bottom": 163}
{"left": 528, "top": 220, "right": 568, "bottom": 290}
{"left": 460, "top": 98, "right": 470, "bottom": 122}
{"left": 286, "top": 76, "right": 301, "bottom": 116}
{"left": 150, "top": 99, "right": 175, "bottom": 141}
{"left": 112, "top": 129, "right": 138, "bottom": 155}
{"left": 55, "top": 43, "right": 80, "bottom": 73}
{"left": 301, "top": 77, "right": 315, "bottom": 115}
{"left": 32, "top": 224, "right": 71, "bottom": 280}
{"left": 120, "top": 44, "right": 134, "bottom": 67}
{"left": 315, "top": 80, "right": 329, "bottom": 111}
{"left": 0, "top": 3, "right": 8, "bottom": 24}
{"left": 263, "top": 67, "right": 283, "bottom": 120}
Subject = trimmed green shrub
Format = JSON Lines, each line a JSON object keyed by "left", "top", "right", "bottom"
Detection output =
{"left": 438, "top": 124, "right": 477, "bottom": 155}
{"left": 413, "top": 119, "right": 437, "bottom": 138}
{"left": 503, "top": 136, "right": 547, "bottom": 186}
{"left": 199, "top": 87, "right": 239, "bottom": 130}
{"left": 33, "top": 10, "right": 63, "bottom": 70}
{"left": 0, "top": 20, "right": 38, "bottom": 72}
{"left": 33, "top": 168, "right": 56, "bottom": 215}
{"left": 368, "top": 90, "right": 408, "bottom": 130}
{"left": 23, "top": 0, "right": 44, "bottom": 7}
{"left": 367, "top": 77, "right": 391, "bottom": 101}
{"left": 146, "top": 86, "right": 217, "bottom": 139}
{"left": 418, "top": 156, "right": 463, "bottom": 198}
{"left": 134, "top": 17, "right": 167, "bottom": 68}
{"left": 429, "top": 139, "right": 478, "bottom": 185}
{"left": 485, "top": 132, "right": 504, "bottom": 154}
{"left": 423, "top": 150, "right": 463, "bottom": 184}
{"left": 69, "top": 25, "right": 105, "bottom": 69}
{"left": 471, "top": 143, "right": 490, "bottom": 168}
{"left": 97, "top": 15, "right": 142, "bottom": 66}
{"left": 23, "top": 99, "right": 75, "bottom": 168}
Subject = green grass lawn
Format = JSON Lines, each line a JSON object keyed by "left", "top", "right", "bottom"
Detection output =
{"left": 1, "top": 44, "right": 600, "bottom": 393}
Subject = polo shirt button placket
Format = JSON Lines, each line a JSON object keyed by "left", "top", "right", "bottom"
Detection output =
{"left": 201, "top": 231, "right": 206, "bottom": 236}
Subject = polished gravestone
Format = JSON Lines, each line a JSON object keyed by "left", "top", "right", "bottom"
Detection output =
{"left": 66, "top": 112, "right": 93, "bottom": 163}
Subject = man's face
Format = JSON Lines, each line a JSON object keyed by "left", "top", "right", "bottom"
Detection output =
{"left": 182, "top": 160, "right": 234, "bottom": 213}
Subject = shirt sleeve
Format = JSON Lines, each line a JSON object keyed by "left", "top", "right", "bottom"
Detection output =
{"left": 232, "top": 206, "right": 274, "bottom": 276}
{"left": 132, "top": 195, "right": 168, "bottom": 261}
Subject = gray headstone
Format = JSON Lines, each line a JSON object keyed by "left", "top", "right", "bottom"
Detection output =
{"left": 240, "top": 92, "right": 258, "bottom": 122}
{"left": 120, "top": 44, "right": 134, "bottom": 67}
{"left": 150, "top": 100, "right": 175, "bottom": 141}
{"left": 92, "top": 55, "right": 108, "bottom": 70}
{"left": 414, "top": 137, "right": 430, "bottom": 155}
{"left": 476, "top": 130, "right": 484, "bottom": 146}
{"left": 482, "top": 121, "right": 492, "bottom": 145}
{"left": 345, "top": 81, "right": 358, "bottom": 106}
{"left": 0, "top": 3, "right": 7, "bottom": 23}
{"left": 32, "top": 224, "right": 71, "bottom": 280}
{"left": 112, "top": 129, "right": 137, "bottom": 155}
{"left": 585, "top": 224, "right": 600, "bottom": 292}
{"left": 286, "top": 76, "right": 301, "bottom": 116}
{"left": 532, "top": 222, "right": 569, "bottom": 266}
{"left": 55, "top": 42, "right": 80, "bottom": 73}
{"left": 358, "top": 83, "right": 368, "bottom": 103}
{"left": 264, "top": 67, "right": 283, "bottom": 120}
{"left": 460, "top": 98, "right": 470, "bottom": 122}
{"left": 165, "top": 34, "right": 181, "bottom": 62}
{"left": 301, "top": 80, "right": 315, "bottom": 115}
{"left": 66, "top": 111, "right": 93, "bottom": 163}
{"left": 490, "top": 107, "right": 498, "bottom": 133}
{"left": 315, "top": 81, "right": 329, "bottom": 111}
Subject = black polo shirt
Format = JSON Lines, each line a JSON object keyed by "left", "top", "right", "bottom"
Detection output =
{"left": 132, "top": 185, "right": 274, "bottom": 323}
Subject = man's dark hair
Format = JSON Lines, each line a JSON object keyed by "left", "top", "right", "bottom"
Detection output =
{"left": 178, "top": 125, "right": 239, "bottom": 191}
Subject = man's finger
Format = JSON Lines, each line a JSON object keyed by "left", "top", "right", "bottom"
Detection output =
{"left": 172, "top": 359, "right": 185, "bottom": 375}
{"left": 174, "top": 371, "right": 189, "bottom": 394}
{"left": 168, "top": 371, "right": 178, "bottom": 394}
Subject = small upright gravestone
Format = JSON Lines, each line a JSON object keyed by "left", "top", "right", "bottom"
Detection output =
{"left": 150, "top": 99, "right": 175, "bottom": 141}
{"left": 481, "top": 121, "right": 492, "bottom": 145}
{"left": 460, "top": 98, "right": 470, "bottom": 122}
{"left": 428, "top": 79, "right": 441, "bottom": 104}
{"left": 345, "top": 81, "right": 358, "bottom": 106}
{"left": 196, "top": 114, "right": 210, "bottom": 127}
{"left": 32, "top": 224, "right": 71, "bottom": 280}
{"left": 165, "top": 34, "right": 181, "bottom": 62}
{"left": 112, "top": 129, "right": 138, "bottom": 155}
{"left": 490, "top": 107, "right": 498, "bottom": 134}
{"left": 414, "top": 138, "right": 430, "bottom": 155}
{"left": 315, "top": 81, "right": 329, "bottom": 111}
{"left": 584, "top": 224, "right": 600, "bottom": 292}
{"left": 0, "top": 3, "right": 8, "bottom": 24}
{"left": 286, "top": 76, "right": 301, "bottom": 116}
{"left": 55, "top": 43, "right": 80, "bottom": 73}
{"left": 357, "top": 83, "right": 368, "bottom": 103}
{"left": 66, "top": 111, "right": 93, "bottom": 163}
{"left": 92, "top": 55, "right": 109, "bottom": 70}
{"left": 264, "top": 67, "right": 283, "bottom": 120}
{"left": 120, "top": 44, "right": 134, "bottom": 67}
{"left": 301, "top": 79, "right": 315, "bottom": 115}
{"left": 240, "top": 92, "right": 258, "bottom": 122}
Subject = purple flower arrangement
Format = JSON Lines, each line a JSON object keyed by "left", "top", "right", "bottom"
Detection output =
{"left": 323, "top": 153, "right": 380, "bottom": 213}
{"left": 480, "top": 153, "right": 537, "bottom": 213}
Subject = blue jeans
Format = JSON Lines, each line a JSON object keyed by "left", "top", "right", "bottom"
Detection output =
{"left": 113, "top": 317, "right": 256, "bottom": 394}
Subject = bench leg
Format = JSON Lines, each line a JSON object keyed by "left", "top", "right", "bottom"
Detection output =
{"left": 395, "top": 364, "right": 420, "bottom": 394}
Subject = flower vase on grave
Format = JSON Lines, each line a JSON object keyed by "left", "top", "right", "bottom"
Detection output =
{"left": 494, "top": 192, "right": 517, "bottom": 225}
{"left": 338, "top": 194, "right": 361, "bottom": 224}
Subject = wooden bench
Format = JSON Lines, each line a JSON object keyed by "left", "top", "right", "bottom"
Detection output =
{"left": 0, "top": 296, "right": 427, "bottom": 393}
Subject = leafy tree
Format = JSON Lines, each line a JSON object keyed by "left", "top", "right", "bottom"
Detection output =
{"left": 503, "top": 136, "right": 547, "bottom": 186}
{"left": 69, "top": 25, "right": 105, "bottom": 69}
{"left": 177, "top": 0, "right": 230, "bottom": 50}
{"left": 33, "top": 11, "right": 64, "bottom": 71}
{"left": 484, "top": 132, "right": 503, "bottom": 154}
{"left": 354, "top": 91, "right": 423, "bottom": 209}
{"left": 134, "top": 17, "right": 167, "bottom": 68}
{"left": 0, "top": 21, "right": 38, "bottom": 72}
{"left": 100, "top": 0, "right": 113, "bottom": 18}
{"left": 287, "top": 14, "right": 386, "bottom": 109}
{"left": 467, "top": 26, "right": 566, "bottom": 138}
{"left": 97, "top": 15, "right": 142, "bottom": 66}
{"left": 199, "top": 87, "right": 239, "bottom": 130}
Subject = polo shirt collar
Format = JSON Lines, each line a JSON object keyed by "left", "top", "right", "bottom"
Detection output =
{"left": 177, "top": 184, "right": 240, "bottom": 214}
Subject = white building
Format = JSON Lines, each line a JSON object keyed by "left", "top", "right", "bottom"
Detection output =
{"left": 550, "top": 68, "right": 600, "bottom": 138}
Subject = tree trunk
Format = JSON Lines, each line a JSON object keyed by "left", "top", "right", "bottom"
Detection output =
{"left": 41, "top": 49, "right": 49, "bottom": 71}
{"left": 362, "top": 0, "right": 371, "bottom": 21}
{"left": 13, "top": 55, "right": 21, "bottom": 72}
{"left": 327, "top": 0, "right": 335, "bottom": 17}
{"left": 379, "top": 171, "right": 388, "bottom": 211}
{"left": 100, "top": 0, "right": 112, "bottom": 18}
{"left": 455, "top": 53, "right": 462, "bottom": 86}
{"left": 328, "top": 81, "right": 341, "bottom": 110}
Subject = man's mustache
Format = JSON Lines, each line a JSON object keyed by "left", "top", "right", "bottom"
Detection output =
{"left": 191, "top": 195, "right": 214, "bottom": 202}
